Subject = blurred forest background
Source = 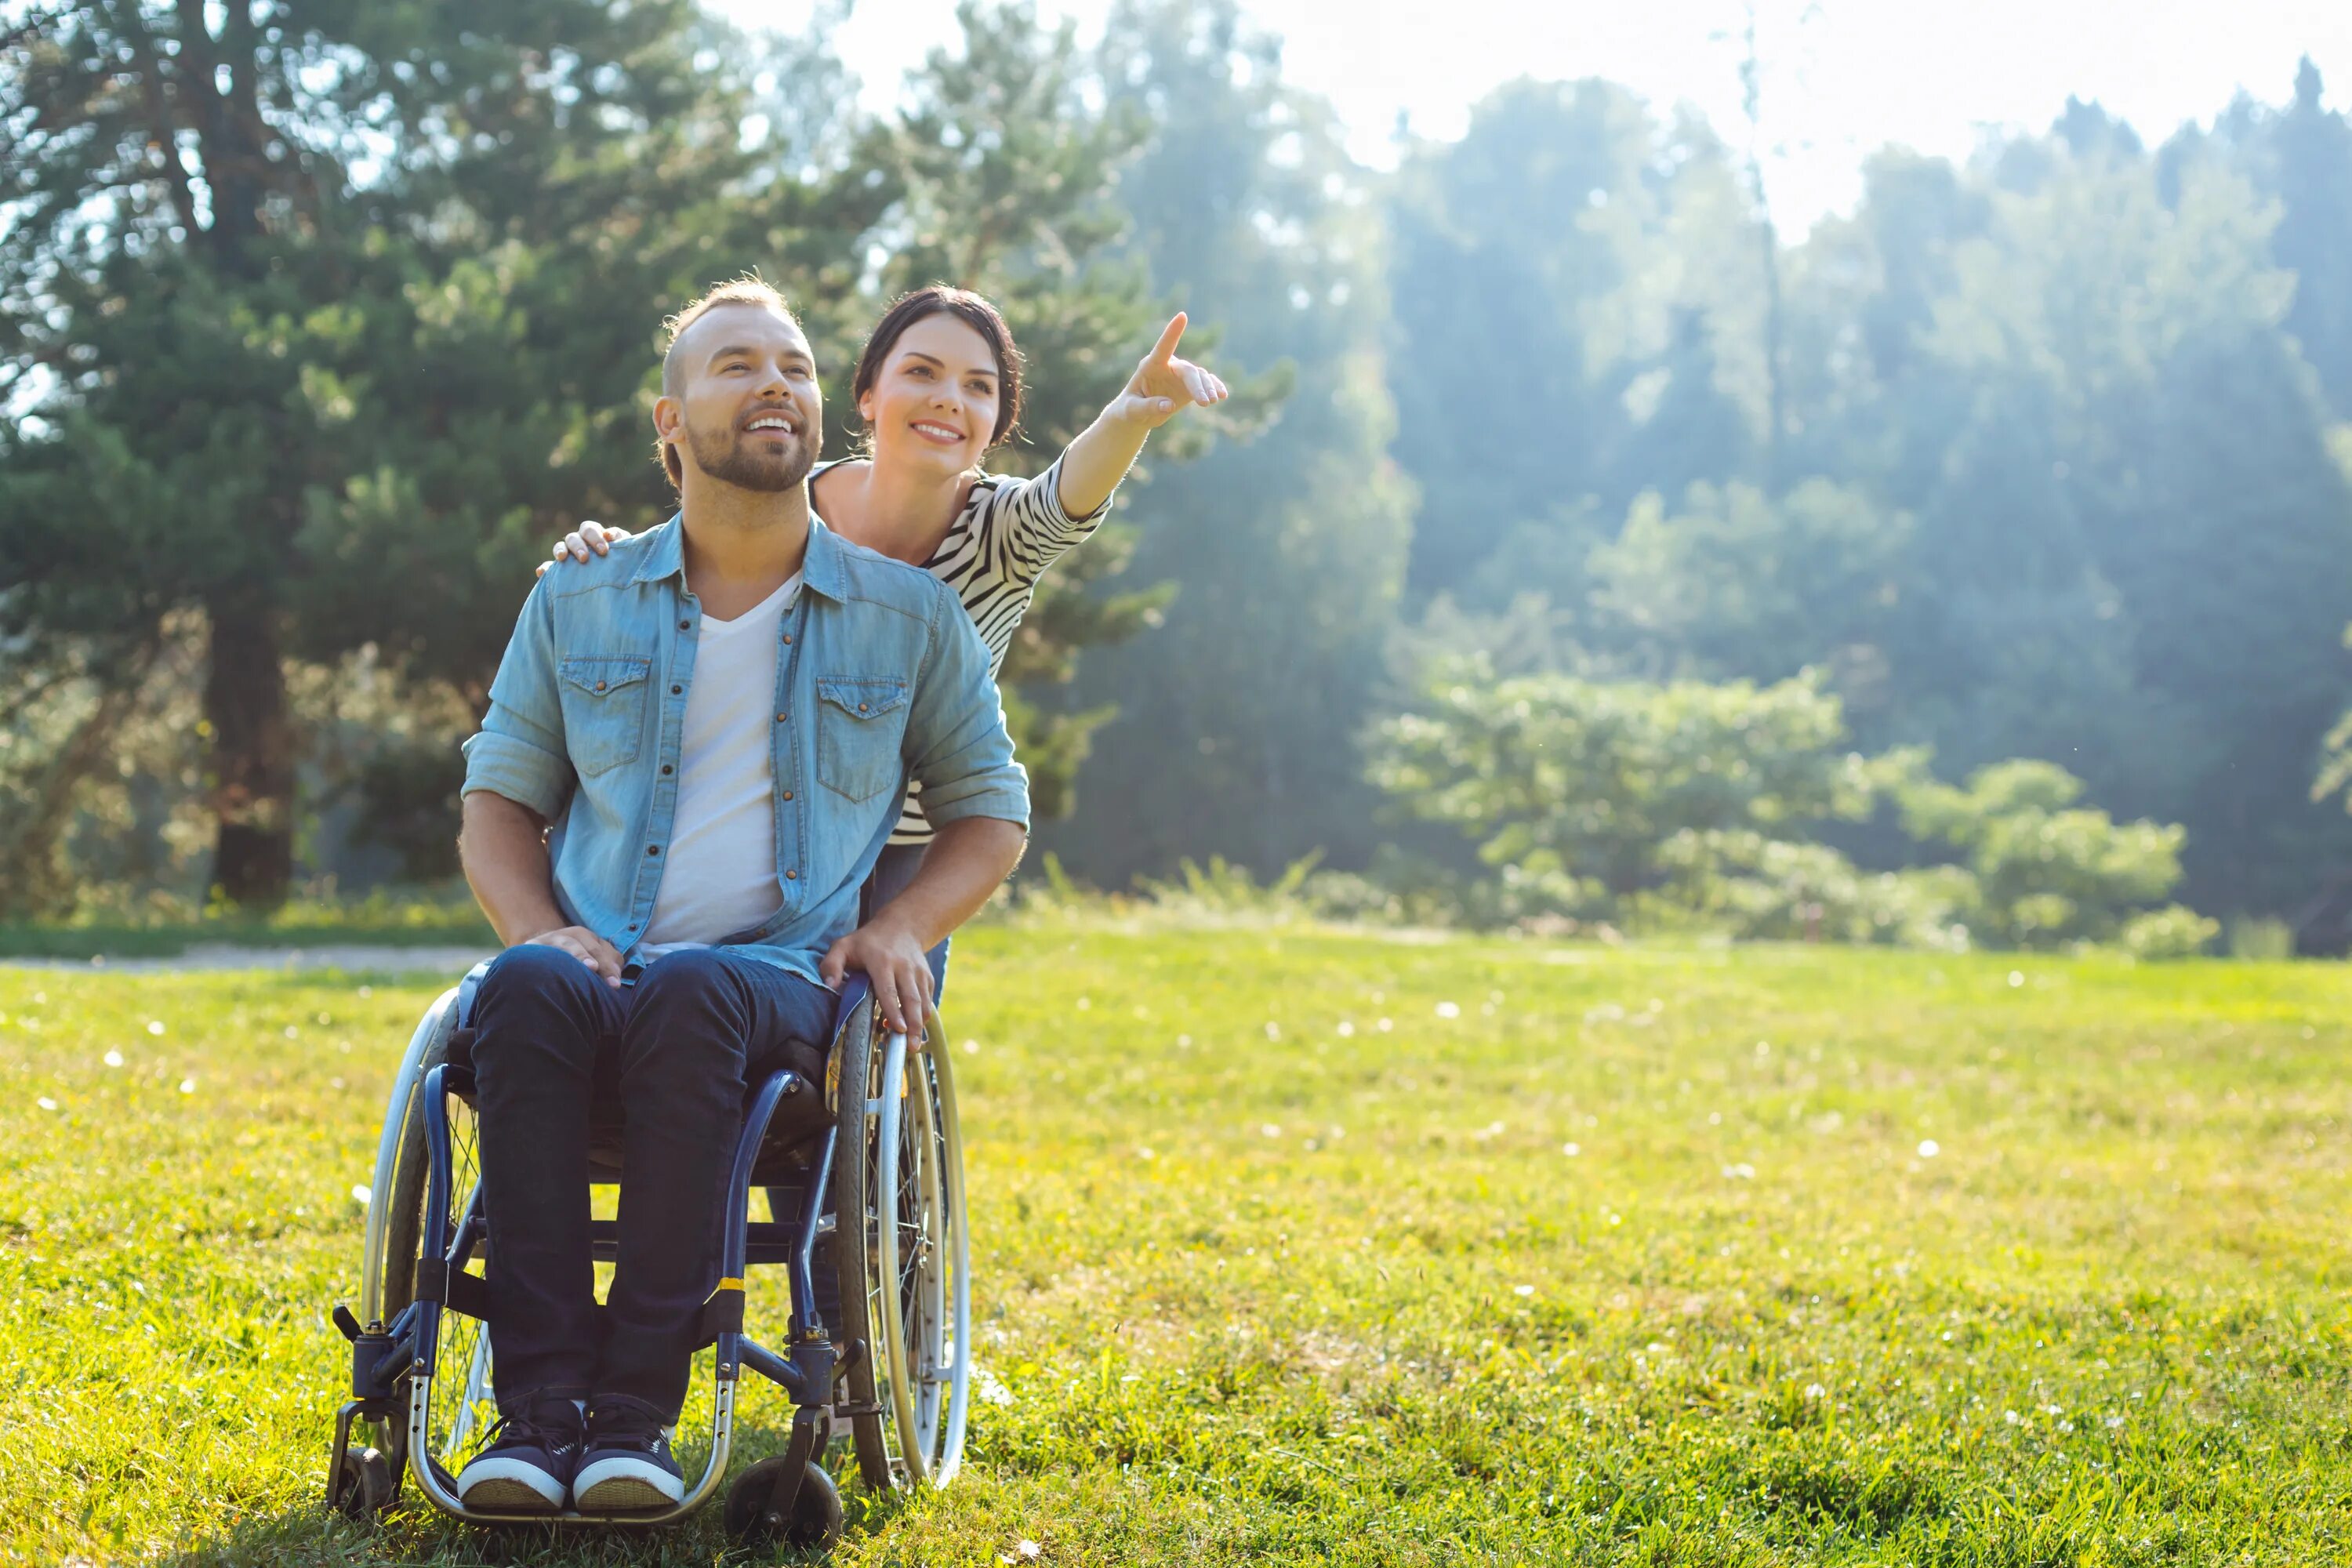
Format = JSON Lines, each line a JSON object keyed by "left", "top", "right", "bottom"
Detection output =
{"left": 6, "top": 0, "right": 2352, "bottom": 954}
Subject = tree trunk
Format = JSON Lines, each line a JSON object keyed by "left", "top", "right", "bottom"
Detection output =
{"left": 205, "top": 601, "right": 294, "bottom": 909}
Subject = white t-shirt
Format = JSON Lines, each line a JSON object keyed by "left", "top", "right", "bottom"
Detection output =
{"left": 637, "top": 572, "right": 801, "bottom": 955}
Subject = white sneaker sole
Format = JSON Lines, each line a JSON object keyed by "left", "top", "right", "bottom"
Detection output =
{"left": 456, "top": 1456, "right": 567, "bottom": 1512}
{"left": 572, "top": 1454, "right": 684, "bottom": 1513}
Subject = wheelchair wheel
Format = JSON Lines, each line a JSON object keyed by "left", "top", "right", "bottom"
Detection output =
{"left": 328, "top": 1443, "right": 397, "bottom": 1519}
{"left": 724, "top": 1455, "right": 844, "bottom": 1549}
{"left": 358, "top": 986, "right": 497, "bottom": 1486}
{"left": 828, "top": 993, "right": 971, "bottom": 1490}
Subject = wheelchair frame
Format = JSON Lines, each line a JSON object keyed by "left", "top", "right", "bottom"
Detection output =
{"left": 325, "top": 961, "right": 971, "bottom": 1544}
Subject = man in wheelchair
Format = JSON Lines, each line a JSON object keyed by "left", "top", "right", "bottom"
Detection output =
{"left": 451, "top": 276, "right": 1027, "bottom": 1514}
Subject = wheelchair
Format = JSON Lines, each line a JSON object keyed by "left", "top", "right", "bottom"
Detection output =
{"left": 323, "top": 960, "right": 972, "bottom": 1549}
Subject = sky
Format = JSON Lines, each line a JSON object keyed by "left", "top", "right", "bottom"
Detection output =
{"left": 728, "top": 0, "right": 2352, "bottom": 234}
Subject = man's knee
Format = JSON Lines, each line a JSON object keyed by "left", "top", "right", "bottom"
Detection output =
{"left": 627, "top": 947, "right": 738, "bottom": 1011}
{"left": 473, "top": 943, "right": 604, "bottom": 1068}
{"left": 479, "top": 942, "right": 607, "bottom": 1011}
{"left": 623, "top": 949, "right": 752, "bottom": 1069}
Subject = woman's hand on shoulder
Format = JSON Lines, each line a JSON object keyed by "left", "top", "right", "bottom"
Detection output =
{"left": 1107, "top": 313, "right": 1229, "bottom": 431}
{"left": 532, "top": 521, "right": 630, "bottom": 579}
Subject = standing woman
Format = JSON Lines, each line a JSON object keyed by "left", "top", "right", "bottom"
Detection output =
{"left": 543, "top": 286, "right": 1229, "bottom": 992}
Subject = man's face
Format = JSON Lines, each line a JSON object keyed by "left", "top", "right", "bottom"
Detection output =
{"left": 661, "top": 304, "right": 822, "bottom": 493}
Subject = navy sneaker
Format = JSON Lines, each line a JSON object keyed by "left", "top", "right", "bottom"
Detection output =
{"left": 455, "top": 1396, "right": 584, "bottom": 1513}
{"left": 572, "top": 1393, "right": 685, "bottom": 1513}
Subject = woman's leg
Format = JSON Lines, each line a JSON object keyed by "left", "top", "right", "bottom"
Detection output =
{"left": 771, "top": 843, "right": 954, "bottom": 1339}
{"left": 862, "top": 840, "right": 952, "bottom": 1002}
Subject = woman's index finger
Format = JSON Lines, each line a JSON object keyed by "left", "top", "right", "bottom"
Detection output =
{"left": 1148, "top": 312, "right": 1187, "bottom": 366}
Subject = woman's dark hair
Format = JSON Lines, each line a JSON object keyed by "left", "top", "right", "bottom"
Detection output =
{"left": 851, "top": 285, "right": 1025, "bottom": 449}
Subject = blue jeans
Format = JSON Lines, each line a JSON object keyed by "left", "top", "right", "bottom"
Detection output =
{"left": 470, "top": 942, "right": 837, "bottom": 1420}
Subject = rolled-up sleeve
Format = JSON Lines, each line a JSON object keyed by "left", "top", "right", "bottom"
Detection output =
{"left": 997, "top": 453, "right": 1113, "bottom": 586}
{"left": 902, "top": 583, "right": 1029, "bottom": 829}
{"left": 461, "top": 581, "right": 575, "bottom": 823}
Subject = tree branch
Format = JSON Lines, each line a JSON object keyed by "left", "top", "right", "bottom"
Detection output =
{"left": 107, "top": 0, "right": 201, "bottom": 237}
{"left": 0, "top": 4, "right": 76, "bottom": 56}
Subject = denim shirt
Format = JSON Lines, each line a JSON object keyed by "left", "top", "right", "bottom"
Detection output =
{"left": 460, "top": 514, "right": 1029, "bottom": 986}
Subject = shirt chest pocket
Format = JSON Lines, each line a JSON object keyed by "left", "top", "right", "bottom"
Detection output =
{"left": 815, "top": 674, "right": 911, "bottom": 804}
{"left": 557, "top": 655, "right": 652, "bottom": 777}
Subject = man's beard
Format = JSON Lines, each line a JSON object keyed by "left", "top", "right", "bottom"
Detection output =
{"left": 684, "top": 415, "right": 818, "bottom": 493}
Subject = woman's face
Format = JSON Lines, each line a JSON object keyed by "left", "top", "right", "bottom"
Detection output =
{"left": 859, "top": 312, "right": 1002, "bottom": 476}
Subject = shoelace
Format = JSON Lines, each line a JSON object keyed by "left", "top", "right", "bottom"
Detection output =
{"left": 587, "top": 1396, "right": 670, "bottom": 1451}
{"left": 469, "top": 1405, "right": 579, "bottom": 1461}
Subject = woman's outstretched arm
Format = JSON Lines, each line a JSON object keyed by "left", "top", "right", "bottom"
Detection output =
{"left": 1053, "top": 312, "right": 1229, "bottom": 519}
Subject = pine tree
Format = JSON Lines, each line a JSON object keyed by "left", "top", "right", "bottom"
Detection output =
{"left": 1882, "top": 133, "right": 2352, "bottom": 912}
{"left": 1040, "top": 0, "right": 1410, "bottom": 883}
{"left": 2269, "top": 59, "right": 2352, "bottom": 416}
{"left": 1384, "top": 80, "right": 1654, "bottom": 601}
{"left": 0, "top": 1, "right": 773, "bottom": 907}
{"left": 871, "top": 0, "right": 1192, "bottom": 822}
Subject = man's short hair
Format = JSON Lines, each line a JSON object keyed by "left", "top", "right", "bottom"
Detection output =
{"left": 657, "top": 275, "right": 801, "bottom": 487}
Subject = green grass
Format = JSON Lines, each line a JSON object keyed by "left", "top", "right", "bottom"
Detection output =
{"left": 4, "top": 925, "right": 2351, "bottom": 1564}
{"left": 0, "top": 890, "right": 494, "bottom": 959}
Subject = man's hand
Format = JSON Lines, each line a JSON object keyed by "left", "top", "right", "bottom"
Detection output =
{"left": 522, "top": 924, "right": 626, "bottom": 989}
{"left": 819, "top": 918, "right": 931, "bottom": 1037}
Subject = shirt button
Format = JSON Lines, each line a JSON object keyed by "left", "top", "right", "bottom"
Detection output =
{"left": 785, "top": 869, "right": 797, "bottom": 880}
{"left": 670, "top": 684, "right": 682, "bottom": 695}
{"left": 782, "top": 790, "right": 793, "bottom": 801}
{"left": 678, "top": 619, "right": 691, "bottom": 630}
{"left": 661, "top": 764, "right": 673, "bottom": 775}
{"left": 782, "top": 633, "right": 792, "bottom": 645}
{"left": 594, "top": 681, "right": 607, "bottom": 692}
{"left": 646, "top": 845, "right": 660, "bottom": 857}
{"left": 858, "top": 702, "right": 869, "bottom": 713}
{"left": 775, "top": 712, "right": 788, "bottom": 723}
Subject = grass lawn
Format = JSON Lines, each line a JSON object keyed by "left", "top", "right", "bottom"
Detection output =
{"left": 4, "top": 923, "right": 2350, "bottom": 1565}
{"left": 0, "top": 904, "right": 493, "bottom": 961}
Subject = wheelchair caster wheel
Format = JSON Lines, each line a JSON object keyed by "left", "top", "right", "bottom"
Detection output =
{"left": 328, "top": 1444, "right": 396, "bottom": 1518}
{"left": 725, "top": 1457, "right": 844, "bottom": 1550}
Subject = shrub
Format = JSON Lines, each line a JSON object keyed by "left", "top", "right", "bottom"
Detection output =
{"left": 1639, "top": 829, "right": 1976, "bottom": 949}
{"left": 1368, "top": 660, "right": 1893, "bottom": 915}
{"left": 1367, "top": 665, "right": 2211, "bottom": 951}
{"left": 2121, "top": 906, "right": 2223, "bottom": 960}
{"left": 1896, "top": 760, "right": 2194, "bottom": 949}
